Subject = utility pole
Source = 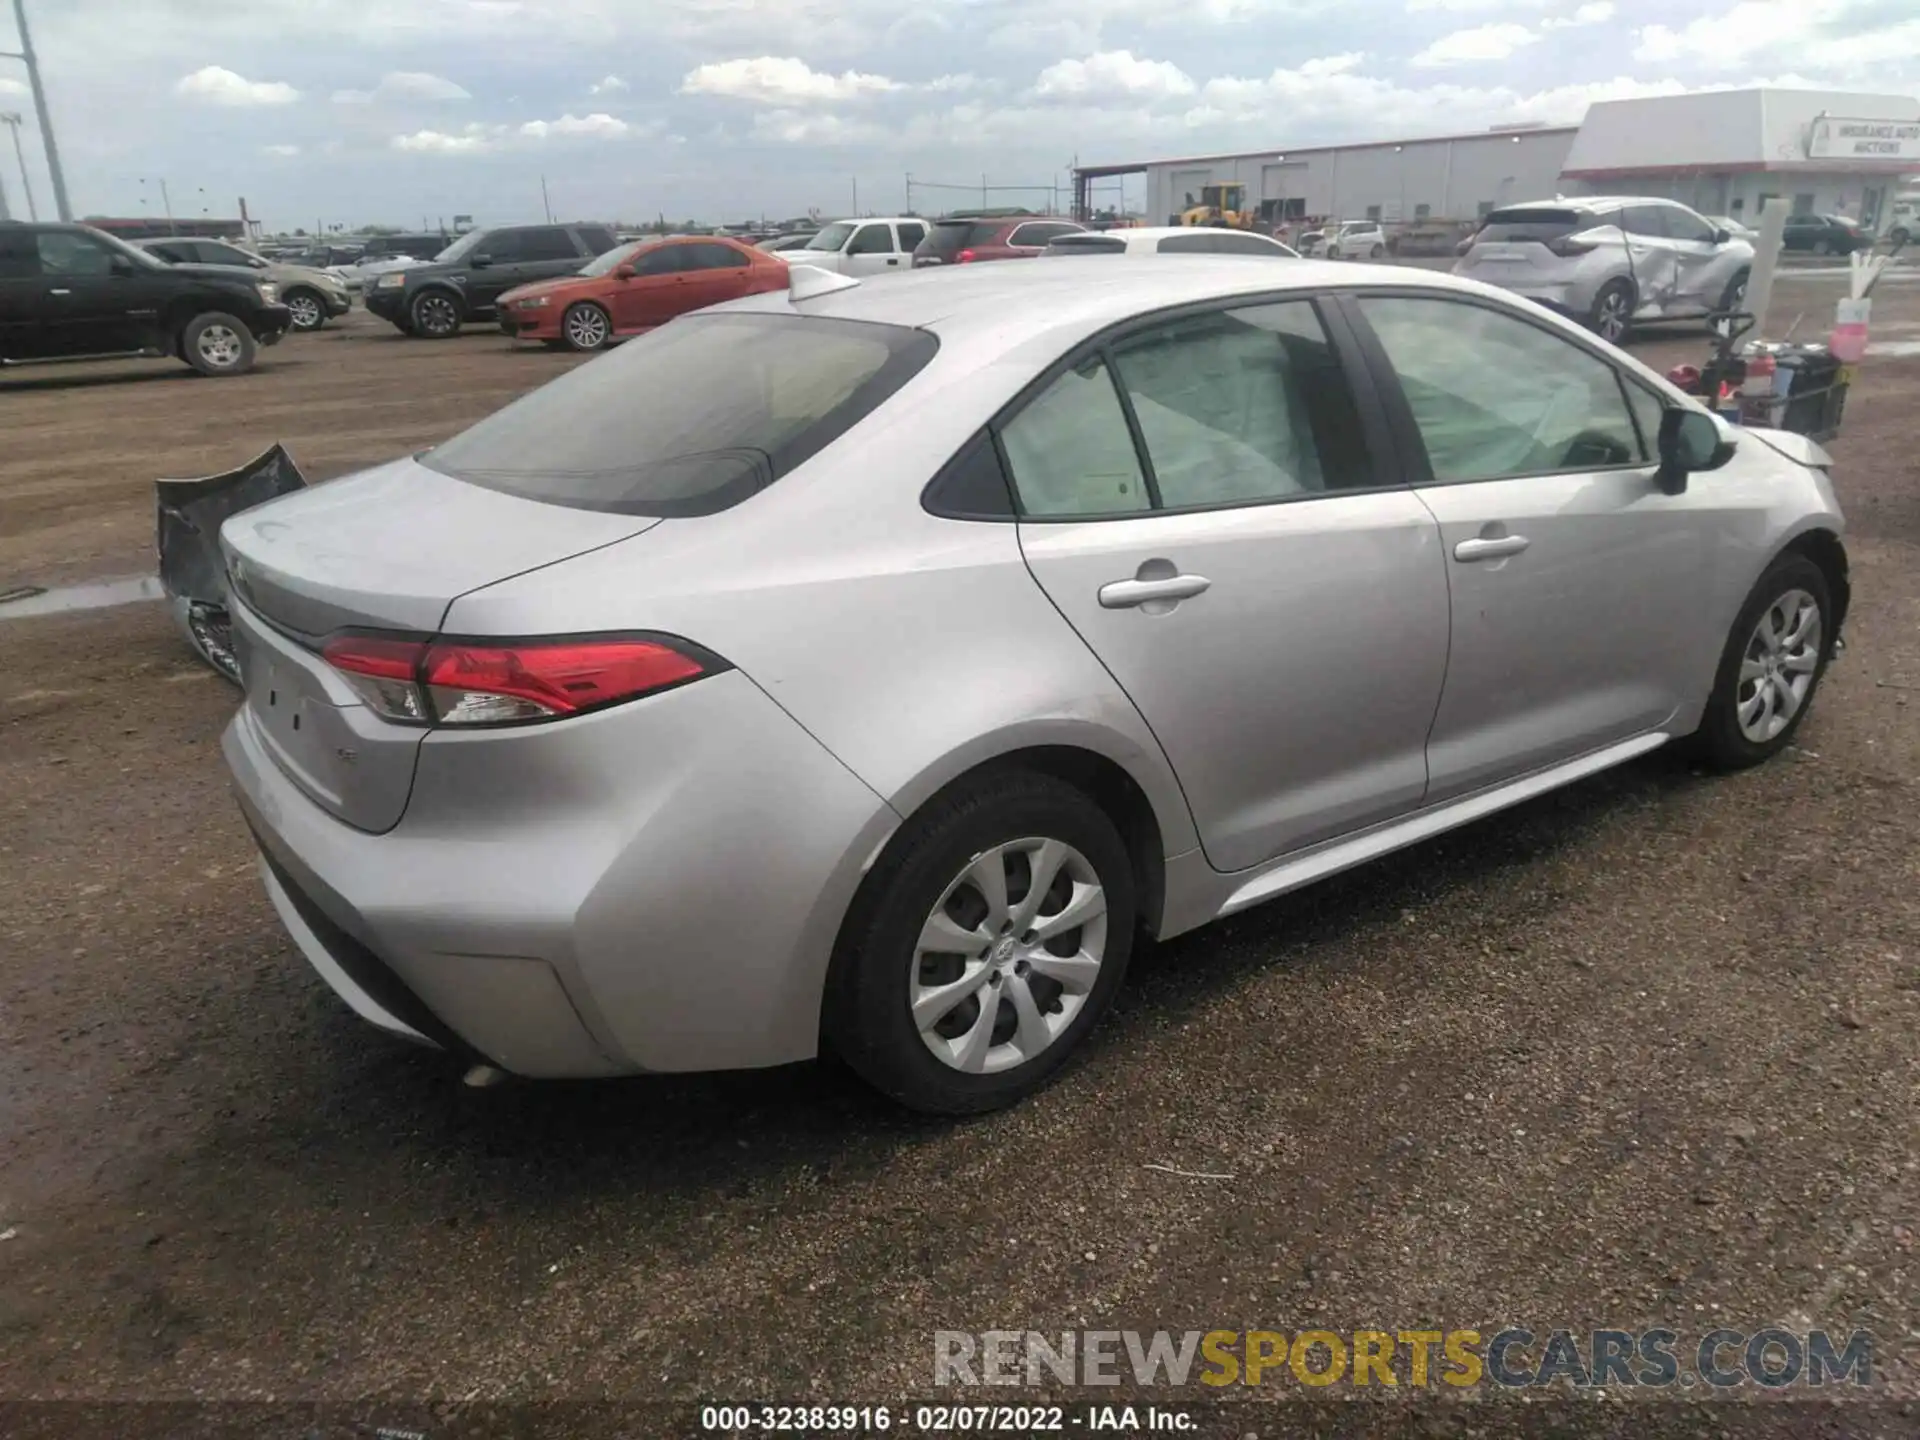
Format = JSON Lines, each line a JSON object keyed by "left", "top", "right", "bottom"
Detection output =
{"left": 1, "top": 0, "right": 70, "bottom": 220}
{"left": 851, "top": 175, "right": 858, "bottom": 216}
{"left": 540, "top": 173, "right": 552, "bottom": 223}
{"left": 0, "top": 160, "right": 9, "bottom": 220}
{"left": 0, "top": 111, "right": 27, "bottom": 219}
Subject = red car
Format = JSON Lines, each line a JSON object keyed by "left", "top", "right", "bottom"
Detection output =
{"left": 910, "top": 215, "right": 1086, "bottom": 267}
{"left": 497, "top": 236, "right": 789, "bottom": 351}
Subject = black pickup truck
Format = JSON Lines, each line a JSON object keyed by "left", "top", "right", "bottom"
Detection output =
{"left": 0, "top": 221, "right": 290, "bottom": 376}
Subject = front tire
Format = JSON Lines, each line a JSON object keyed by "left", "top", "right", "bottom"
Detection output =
{"left": 1370, "top": 242, "right": 1385, "bottom": 258}
{"left": 1812, "top": 238, "right": 1833, "bottom": 257}
{"left": 1720, "top": 269, "right": 1750, "bottom": 313}
{"left": 409, "top": 289, "right": 463, "bottom": 339}
{"left": 284, "top": 288, "right": 326, "bottom": 332}
{"left": 1690, "top": 554, "right": 1833, "bottom": 770}
{"left": 825, "top": 772, "right": 1137, "bottom": 1115}
{"left": 179, "top": 313, "right": 258, "bottom": 376}
{"left": 561, "top": 301, "right": 612, "bottom": 352}
{"left": 1589, "top": 278, "right": 1635, "bottom": 345}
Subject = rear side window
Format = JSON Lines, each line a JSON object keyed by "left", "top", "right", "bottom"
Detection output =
{"left": 684, "top": 242, "right": 749, "bottom": 270}
{"left": 918, "top": 221, "right": 1005, "bottom": 259}
{"left": 1008, "top": 222, "right": 1080, "bottom": 248}
{"left": 999, "top": 356, "right": 1149, "bottom": 516}
{"left": 1050, "top": 235, "right": 1127, "bottom": 255}
{"left": 578, "top": 226, "right": 618, "bottom": 254}
{"left": 518, "top": 227, "right": 581, "bottom": 261}
{"left": 896, "top": 221, "right": 926, "bottom": 251}
{"left": 423, "top": 314, "right": 938, "bottom": 517}
{"left": 1154, "top": 233, "right": 1216, "bottom": 254}
{"left": 1476, "top": 208, "right": 1587, "bottom": 244}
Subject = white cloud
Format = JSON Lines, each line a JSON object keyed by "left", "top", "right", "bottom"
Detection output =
{"left": 519, "top": 111, "right": 631, "bottom": 139}
{"left": 924, "top": 73, "right": 985, "bottom": 93}
{"left": 1633, "top": 1, "right": 1920, "bottom": 73}
{"left": 261, "top": 143, "right": 301, "bottom": 156}
{"left": 174, "top": 65, "right": 298, "bottom": 106}
{"left": 1406, "top": 0, "right": 1548, "bottom": 9}
{"left": 390, "top": 123, "right": 503, "bottom": 154}
{"left": 1542, "top": 2, "right": 1614, "bottom": 27}
{"left": 333, "top": 71, "right": 470, "bottom": 104}
{"left": 1411, "top": 22, "right": 1540, "bottom": 64}
{"left": 680, "top": 56, "right": 902, "bottom": 104}
{"left": 0, "top": 77, "right": 25, "bottom": 97}
{"left": 1034, "top": 50, "right": 1197, "bottom": 101}
{"left": 750, "top": 110, "right": 885, "bottom": 144}
{"left": 589, "top": 74, "right": 628, "bottom": 95}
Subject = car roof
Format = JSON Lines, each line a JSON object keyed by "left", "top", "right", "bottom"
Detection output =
{"left": 1503, "top": 195, "right": 1691, "bottom": 212}
{"left": 734, "top": 256, "right": 1481, "bottom": 348}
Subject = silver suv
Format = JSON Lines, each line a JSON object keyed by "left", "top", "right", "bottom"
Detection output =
{"left": 1454, "top": 197, "right": 1754, "bottom": 344}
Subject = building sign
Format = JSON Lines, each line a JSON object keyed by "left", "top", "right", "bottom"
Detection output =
{"left": 1807, "top": 117, "right": 1920, "bottom": 161}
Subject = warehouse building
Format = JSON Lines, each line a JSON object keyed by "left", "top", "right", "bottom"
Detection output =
{"left": 1073, "top": 87, "right": 1920, "bottom": 234}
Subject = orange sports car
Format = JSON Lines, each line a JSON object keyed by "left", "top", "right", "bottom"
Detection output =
{"left": 497, "top": 235, "right": 789, "bottom": 351}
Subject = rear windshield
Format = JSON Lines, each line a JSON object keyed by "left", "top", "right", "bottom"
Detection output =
{"left": 919, "top": 221, "right": 1004, "bottom": 257}
{"left": 1475, "top": 207, "right": 1592, "bottom": 244}
{"left": 422, "top": 313, "right": 938, "bottom": 516}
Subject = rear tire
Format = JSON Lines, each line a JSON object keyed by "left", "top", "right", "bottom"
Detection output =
{"left": 1688, "top": 554, "right": 1833, "bottom": 770}
{"left": 409, "top": 289, "right": 463, "bottom": 339}
{"left": 561, "top": 301, "right": 612, "bottom": 352}
{"left": 179, "top": 313, "right": 258, "bottom": 376}
{"left": 1589, "top": 278, "right": 1635, "bottom": 345}
{"left": 825, "top": 771, "right": 1137, "bottom": 1115}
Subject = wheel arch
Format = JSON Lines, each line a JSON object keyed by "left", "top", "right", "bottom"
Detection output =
{"left": 1777, "top": 526, "right": 1850, "bottom": 646}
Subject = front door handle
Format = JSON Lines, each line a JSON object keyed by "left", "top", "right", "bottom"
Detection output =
{"left": 1454, "top": 535, "right": 1530, "bottom": 563}
{"left": 1099, "top": 573, "right": 1211, "bottom": 608}
{"left": 49, "top": 287, "right": 70, "bottom": 296}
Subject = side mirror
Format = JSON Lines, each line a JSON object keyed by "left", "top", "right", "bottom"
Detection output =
{"left": 1656, "top": 408, "right": 1734, "bottom": 495}
{"left": 469, "top": 253, "right": 492, "bottom": 268}
{"left": 614, "top": 263, "right": 636, "bottom": 280}
{"left": 1712, "top": 228, "right": 1731, "bottom": 245}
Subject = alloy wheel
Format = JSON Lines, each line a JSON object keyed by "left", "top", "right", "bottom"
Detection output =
{"left": 287, "top": 293, "right": 323, "bottom": 330}
{"left": 1736, "top": 588, "right": 1822, "bottom": 743}
{"left": 414, "top": 294, "right": 459, "bottom": 337}
{"left": 196, "top": 323, "right": 244, "bottom": 370}
{"left": 566, "top": 305, "right": 610, "bottom": 350}
{"left": 1596, "top": 290, "right": 1630, "bottom": 343}
{"left": 911, "top": 837, "right": 1107, "bottom": 1075}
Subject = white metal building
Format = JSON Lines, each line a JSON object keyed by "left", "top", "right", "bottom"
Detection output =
{"left": 1558, "top": 88, "right": 1920, "bottom": 229}
{"left": 1076, "top": 87, "right": 1920, "bottom": 232}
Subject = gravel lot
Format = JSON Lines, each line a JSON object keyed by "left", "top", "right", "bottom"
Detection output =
{"left": 2, "top": 270, "right": 1918, "bottom": 1434}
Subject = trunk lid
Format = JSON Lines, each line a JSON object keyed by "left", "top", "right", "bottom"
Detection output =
{"left": 221, "top": 456, "right": 658, "bottom": 831}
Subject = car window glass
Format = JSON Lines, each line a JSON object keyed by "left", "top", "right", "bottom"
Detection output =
{"left": 1208, "top": 232, "right": 1288, "bottom": 257}
{"left": 1154, "top": 233, "right": 1215, "bottom": 254}
{"left": 477, "top": 231, "right": 525, "bottom": 262}
{"left": 1358, "top": 296, "right": 1644, "bottom": 482}
{"left": 1620, "top": 205, "right": 1669, "bottom": 238}
{"left": 1050, "top": 235, "right": 1126, "bottom": 254}
{"left": 1620, "top": 379, "right": 1667, "bottom": 458}
{"left": 36, "top": 231, "right": 115, "bottom": 277}
{"left": 999, "top": 357, "right": 1150, "bottom": 517}
{"left": 896, "top": 221, "right": 926, "bottom": 251}
{"left": 1009, "top": 222, "right": 1076, "bottom": 248}
{"left": 686, "top": 242, "right": 749, "bottom": 270}
{"left": 147, "top": 242, "right": 192, "bottom": 263}
{"left": 1663, "top": 207, "right": 1717, "bottom": 244}
{"left": 846, "top": 224, "right": 894, "bottom": 256}
{"left": 634, "top": 246, "right": 690, "bottom": 276}
{"left": 518, "top": 227, "right": 581, "bottom": 261}
{"left": 1110, "top": 301, "right": 1366, "bottom": 507}
{"left": 578, "top": 227, "right": 618, "bottom": 254}
{"left": 0, "top": 230, "right": 37, "bottom": 279}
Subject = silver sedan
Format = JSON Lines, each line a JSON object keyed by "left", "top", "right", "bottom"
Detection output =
{"left": 222, "top": 258, "right": 1848, "bottom": 1113}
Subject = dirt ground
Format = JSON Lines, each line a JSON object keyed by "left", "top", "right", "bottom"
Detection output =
{"left": 3, "top": 276, "right": 1920, "bottom": 1435}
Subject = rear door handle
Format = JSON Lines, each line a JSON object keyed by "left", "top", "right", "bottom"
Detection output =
{"left": 1454, "top": 535, "right": 1530, "bottom": 562}
{"left": 49, "top": 288, "right": 70, "bottom": 296}
{"left": 1098, "top": 574, "right": 1211, "bottom": 608}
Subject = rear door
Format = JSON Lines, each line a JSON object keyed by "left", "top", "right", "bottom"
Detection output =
{"left": 1347, "top": 291, "right": 1713, "bottom": 801}
{"left": 0, "top": 227, "right": 41, "bottom": 359}
{"left": 895, "top": 220, "right": 927, "bottom": 259}
{"left": 1008, "top": 294, "right": 1450, "bottom": 871}
{"left": 674, "top": 242, "right": 758, "bottom": 312}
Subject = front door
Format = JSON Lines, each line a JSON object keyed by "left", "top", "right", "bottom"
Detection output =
{"left": 1620, "top": 204, "right": 1680, "bottom": 315}
{"left": 842, "top": 222, "right": 901, "bottom": 276}
{"left": 1006, "top": 296, "right": 1449, "bottom": 873}
{"left": 471, "top": 226, "right": 583, "bottom": 310}
{"left": 609, "top": 244, "right": 691, "bottom": 331}
{"left": 34, "top": 230, "right": 167, "bottom": 356}
{"left": 1348, "top": 292, "right": 1713, "bottom": 803}
{"left": 1659, "top": 204, "right": 1730, "bottom": 313}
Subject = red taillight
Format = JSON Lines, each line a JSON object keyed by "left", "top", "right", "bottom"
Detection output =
{"left": 957, "top": 248, "right": 977, "bottom": 263}
{"left": 323, "top": 633, "right": 713, "bottom": 726}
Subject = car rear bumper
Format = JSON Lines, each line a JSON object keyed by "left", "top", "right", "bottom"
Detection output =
{"left": 225, "top": 666, "right": 897, "bottom": 1078}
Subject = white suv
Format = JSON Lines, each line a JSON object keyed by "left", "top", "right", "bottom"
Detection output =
{"left": 792, "top": 217, "right": 928, "bottom": 276}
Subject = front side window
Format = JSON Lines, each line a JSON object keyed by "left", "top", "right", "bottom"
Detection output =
{"left": 846, "top": 224, "right": 894, "bottom": 256}
{"left": 36, "top": 232, "right": 115, "bottom": 276}
{"left": 424, "top": 313, "right": 937, "bottom": 517}
{"left": 999, "top": 357, "right": 1149, "bottom": 517}
{"left": 1664, "top": 207, "right": 1718, "bottom": 244}
{"left": 1109, "top": 301, "right": 1364, "bottom": 507}
{"left": 805, "top": 222, "right": 856, "bottom": 252}
{"left": 632, "top": 245, "right": 692, "bottom": 277}
{"left": 1358, "top": 296, "right": 1645, "bottom": 483}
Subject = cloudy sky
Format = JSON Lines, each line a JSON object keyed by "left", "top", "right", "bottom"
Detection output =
{"left": 2, "top": 0, "right": 1916, "bottom": 231}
